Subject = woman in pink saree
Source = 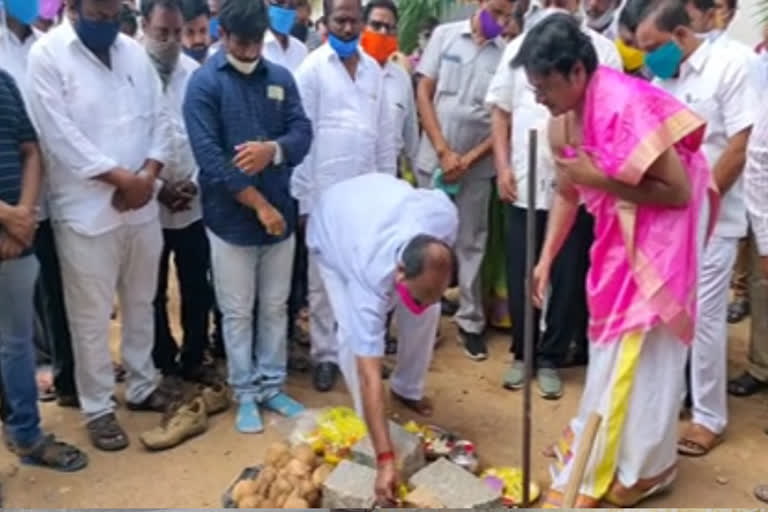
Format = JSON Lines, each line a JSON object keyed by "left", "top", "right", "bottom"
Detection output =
{"left": 512, "top": 14, "right": 717, "bottom": 507}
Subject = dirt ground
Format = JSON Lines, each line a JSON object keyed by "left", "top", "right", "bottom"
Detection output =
{"left": 2, "top": 283, "right": 768, "bottom": 507}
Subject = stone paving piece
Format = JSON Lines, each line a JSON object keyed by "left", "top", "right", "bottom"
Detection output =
{"left": 351, "top": 420, "right": 426, "bottom": 478}
{"left": 321, "top": 460, "right": 377, "bottom": 509}
{"left": 408, "top": 458, "right": 502, "bottom": 509}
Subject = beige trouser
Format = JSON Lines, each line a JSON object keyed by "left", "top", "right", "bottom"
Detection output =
{"left": 748, "top": 237, "right": 768, "bottom": 381}
{"left": 731, "top": 236, "right": 751, "bottom": 299}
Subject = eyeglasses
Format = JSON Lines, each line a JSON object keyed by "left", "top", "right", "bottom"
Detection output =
{"left": 368, "top": 20, "right": 396, "bottom": 34}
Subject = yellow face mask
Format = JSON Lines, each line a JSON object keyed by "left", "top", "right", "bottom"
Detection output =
{"left": 615, "top": 38, "right": 645, "bottom": 72}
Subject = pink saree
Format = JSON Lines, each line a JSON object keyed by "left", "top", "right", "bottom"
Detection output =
{"left": 578, "top": 66, "right": 718, "bottom": 345}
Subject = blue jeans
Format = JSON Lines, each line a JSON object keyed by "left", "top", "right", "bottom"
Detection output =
{"left": 208, "top": 231, "right": 295, "bottom": 403}
{"left": 0, "top": 254, "right": 43, "bottom": 449}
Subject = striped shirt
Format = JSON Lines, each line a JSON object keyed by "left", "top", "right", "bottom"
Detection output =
{"left": 0, "top": 69, "right": 37, "bottom": 213}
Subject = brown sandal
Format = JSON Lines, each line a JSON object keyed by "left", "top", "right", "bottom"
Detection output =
{"left": 678, "top": 423, "right": 722, "bottom": 457}
{"left": 390, "top": 391, "right": 434, "bottom": 417}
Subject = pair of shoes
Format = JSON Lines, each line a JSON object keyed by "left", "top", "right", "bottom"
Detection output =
{"left": 502, "top": 362, "right": 563, "bottom": 399}
{"left": 235, "top": 392, "right": 305, "bottom": 434}
{"left": 127, "top": 388, "right": 174, "bottom": 413}
{"left": 140, "top": 396, "right": 208, "bottom": 450}
{"left": 460, "top": 330, "right": 488, "bottom": 361}
{"left": 313, "top": 362, "right": 339, "bottom": 392}
{"left": 197, "top": 382, "right": 230, "bottom": 415}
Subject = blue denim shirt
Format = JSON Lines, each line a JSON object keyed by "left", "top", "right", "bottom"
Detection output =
{"left": 183, "top": 51, "right": 312, "bottom": 246}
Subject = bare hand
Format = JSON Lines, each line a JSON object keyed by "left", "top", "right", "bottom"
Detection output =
{"left": 158, "top": 181, "right": 180, "bottom": 210}
{"left": 553, "top": 148, "right": 602, "bottom": 188}
{"left": 438, "top": 148, "right": 462, "bottom": 178}
{"left": 116, "top": 171, "right": 155, "bottom": 210}
{"left": 234, "top": 141, "right": 276, "bottom": 175}
{"left": 374, "top": 461, "right": 399, "bottom": 506}
{"left": 497, "top": 167, "right": 518, "bottom": 203}
{"left": 532, "top": 261, "right": 550, "bottom": 309}
{"left": 0, "top": 204, "right": 37, "bottom": 247}
{"left": 169, "top": 180, "right": 197, "bottom": 212}
{"left": 256, "top": 203, "right": 286, "bottom": 237}
{"left": 0, "top": 232, "right": 25, "bottom": 260}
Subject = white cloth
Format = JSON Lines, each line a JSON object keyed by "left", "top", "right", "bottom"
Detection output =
{"left": 745, "top": 100, "right": 768, "bottom": 255}
{"left": 383, "top": 59, "right": 419, "bottom": 162}
{"left": 306, "top": 173, "right": 458, "bottom": 357}
{"left": 484, "top": 14, "right": 621, "bottom": 210}
{"left": 291, "top": 43, "right": 396, "bottom": 215}
{"left": 158, "top": 54, "right": 202, "bottom": 230}
{"left": 691, "top": 234, "right": 739, "bottom": 434}
{"left": 711, "top": 32, "right": 766, "bottom": 91}
{"left": 54, "top": 220, "right": 162, "bottom": 420}
{"left": 26, "top": 22, "right": 171, "bottom": 237}
{"left": 262, "top": 30, "right": 308, "bottom": 73}
{"left": 308, "top": 253, "right": 337, "bottom": 364}
{"left": 654, "top": 39, "right": 757, "bottom": 239}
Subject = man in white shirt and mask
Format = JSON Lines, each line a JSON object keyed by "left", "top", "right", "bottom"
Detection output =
{"left": 307, "top": 173, "right": 458, "bottom": 503}
{"left": 583, "top": 0, "right": 622, "bottom": 39}
{"left": 291, "top": 0, "right": 396, "bottom": 394}
{"left": 26, "top": 0, "right": 172, "bottom": 452}
{"left": 262, "top": 0, "right": 308, "bottom": 73}
{"left": 140, "top": 0, "right": 213, "bottom": 384}
{"left": 486, "top": 0, "right": 621, "bottom": 398}
{"left": 636, "top": 0, "right": 756, "bottom": 457}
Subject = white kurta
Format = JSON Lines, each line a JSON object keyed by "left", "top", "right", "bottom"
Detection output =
{"left": 306, "top": 174, "right": 458, "bottom": 412}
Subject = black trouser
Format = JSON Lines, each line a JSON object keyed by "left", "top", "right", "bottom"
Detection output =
{"left": 506, "top": 205, "right": 592, "bottom": 368}
{"left": 34, "top": 219, "right": 77, "bottom": 397}
{"left": 288, "top": 201, "right": 308, "bottom": 338}
{"left": 153, "top": 220, "right": 212, "bottom": 376}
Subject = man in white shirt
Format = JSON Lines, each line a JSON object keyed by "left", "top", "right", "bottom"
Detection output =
{"left": 180, "top": 0, "right": 212, "bottom": 63}
{"left": 486, "top": 1, "right": 621, "bottom": 398}
{"left": 636, "top": 0, "right": 756, "bottom": 456}
{"left": 262, "top": 0, "right": 308, "bottom": 73}
{"left": 26, "top": 0, "right": 172, "bottom": 452}
{"left": 1, "top": 0, "right": 81, "bottom": 408}
{"left": 416, "top": 0, "right": 514, "bottom": 361}
{"left": 584, "top": 0, "right": 622, "bottom": 39}
{"left": 291, "top": 0, "right": 396, "bottom": 393}
{"left": 359, "top": 0, "right": 419, "bottom": 166}
{"left": 307, "top": 173, "right": 458, "bottom": 503}
{"left": 141, "top": 0, "right": 212, "bottom": 383}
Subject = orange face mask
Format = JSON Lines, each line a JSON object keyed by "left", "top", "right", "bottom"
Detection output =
{"left": 360, "top": 28, "right": 398, "bottom": 64}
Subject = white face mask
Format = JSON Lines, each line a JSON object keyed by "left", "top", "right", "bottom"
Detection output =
{"left": 227, "top": 54, "right": 259, "bottom": 74}
{"left": 586, "top": 6, "right": 616, "bottom": 31}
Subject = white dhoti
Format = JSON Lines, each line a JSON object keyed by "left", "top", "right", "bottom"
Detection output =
{"left": 545, "top": 327, "right": 688, "bottom": 507}
{"left": 315, "top": 257, "right": 439, "bottom": 415}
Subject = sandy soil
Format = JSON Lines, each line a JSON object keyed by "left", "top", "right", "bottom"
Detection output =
{"left": 2, "top": 293, "right": 767, "bottom": 507}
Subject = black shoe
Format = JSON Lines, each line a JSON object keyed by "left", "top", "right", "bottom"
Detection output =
{"left": 461, "top": 330, "right": 487, "bottom": 361}
{"left": 57, "top": 394, "right": 80, "bottom": 408}
{"left": 441, "top": 297, "right": 459, "bottom": 316}
{"left": 313, "top": 362, "right": 339, "bottom": 392}
{"left": 727, "top": 298, "right": 750, "bottom": 323}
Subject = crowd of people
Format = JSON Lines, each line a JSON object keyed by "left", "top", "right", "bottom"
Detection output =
{"left": 1, "top": 0, "right": 768, "bottom": 506}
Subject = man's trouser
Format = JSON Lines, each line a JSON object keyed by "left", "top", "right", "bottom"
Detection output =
{"left": 55, "top": 221, "right": 162, "bottom": 421}
{"left": 747, "top": 236, "right": 768, "bottom": 381}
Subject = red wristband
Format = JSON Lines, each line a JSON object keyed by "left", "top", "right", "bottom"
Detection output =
{"left": 376, "top": 451, "right": 395, "bottom": 466}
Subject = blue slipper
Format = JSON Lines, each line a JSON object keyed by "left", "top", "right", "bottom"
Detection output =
{"left": 236, "top": 401, "right": 263, "bottom": 434}
{"left": 261, "top": 392, "right": 305, "bottom": 418}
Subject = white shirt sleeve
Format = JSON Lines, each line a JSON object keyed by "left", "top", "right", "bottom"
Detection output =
{"left": 717, "top": 55, "right": 757, "bottom": 138}
{"left": 745, "top": 105, "right": 768, "bottom": 255}
{"left": 26, "top": 43, "right": 118, "bottom": 178}
{"left": 146, "top": 60, "right": 172, "bottom": 167}
{"left": 347, "top": 279, "right": 389, "bottom": 357}
{"left": 375, "top": 73, "right": 397, "bottom": 175}
{"left": 485, "top": 41, "right": 519, "bottom": 113}
{"left": 291, "top": 61, "right": 317, "bottom": 215}
{"left": 403, "top": 78, "right": 420, "bottom": 163}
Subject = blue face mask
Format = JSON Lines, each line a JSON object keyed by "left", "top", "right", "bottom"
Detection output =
{"left": 644, "top": 40, "right": 683, "bottom": 80}
{"left": 269, "top": 5, "right": 297, "bottom": 35}
{"left": 184, "top": 46, "right": 209, "bottom": 62}
{"left": 7, "top": 0, "right": 40, "bottom": 25}
{"left": 209, "top": 17, "right": 220, "bottom": 41}
{"left": 328, "top": 32, "right": 359, "bottom": 59}
{"left": 75, "top": 5, "right": 120, "bottom": 53}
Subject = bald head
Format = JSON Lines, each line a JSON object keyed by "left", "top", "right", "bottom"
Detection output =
{"left": 397, "top": 235, "right": 456, "bottom": 307}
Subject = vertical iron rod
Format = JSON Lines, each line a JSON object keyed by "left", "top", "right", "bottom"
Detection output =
{"left": 522, "top": 128, "right": 538, "bottom": 507}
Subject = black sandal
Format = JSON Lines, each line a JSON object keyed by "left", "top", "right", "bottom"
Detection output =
{"left": 87, "top": 413, "right": 129, "bottom": 451}
{"left": 727, "top": 372, "right": 768, "bottom": 397}
{"left": 17, "top": 434, "right": 88, "bottom": 472}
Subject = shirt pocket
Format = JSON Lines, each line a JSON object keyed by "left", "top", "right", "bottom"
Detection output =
{"left": 436, "top": 56, "right": 462, "bottom": 96}
{"left": 471, "top": 68, "right": 495, "bottom": 105}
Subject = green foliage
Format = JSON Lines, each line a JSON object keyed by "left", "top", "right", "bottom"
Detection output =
{"left": 397, "top": 0, "right": 459, "bottom": 54}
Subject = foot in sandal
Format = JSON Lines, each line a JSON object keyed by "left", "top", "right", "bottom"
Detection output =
{"left": 678, "top": 423, "right": 723, "bottom": 456}
{"left": 755, "top": 484, "right": 768, "bottom": 504}
{"left": 390, "top": 390, "right": 434, "bottom": 417}
{"left": 12, "top": 434, "right": 88, "bottom": 472}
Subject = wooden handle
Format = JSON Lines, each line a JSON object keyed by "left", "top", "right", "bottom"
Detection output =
{"left": 562, "top": 412, "right": 603, "bottom": 508}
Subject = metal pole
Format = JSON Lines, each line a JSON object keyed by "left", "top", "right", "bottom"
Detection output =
{"left": 522, "top": 128, "right": 537, "bottom": 507}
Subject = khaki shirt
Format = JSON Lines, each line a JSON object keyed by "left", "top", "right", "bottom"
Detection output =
{"left": 415, "top": 19, "right": 505, "bottom": 180}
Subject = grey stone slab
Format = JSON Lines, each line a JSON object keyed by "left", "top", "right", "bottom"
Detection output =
{"left": 321, "top": 460, "right": 378, "bottom": 509}
{"left": 408, "top": 458, "right": 502, "bottom": 509}
{"left": 351, "top": 420, "right": 426, "bottom": 478}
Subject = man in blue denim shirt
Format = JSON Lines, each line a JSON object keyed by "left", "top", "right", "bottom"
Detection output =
{"left": 183, "top": 0, "right": 312, "bottom": 434}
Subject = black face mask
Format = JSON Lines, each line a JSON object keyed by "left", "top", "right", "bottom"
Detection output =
{"left": 290, "top": 22, "right": 309, "bottom": 42}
